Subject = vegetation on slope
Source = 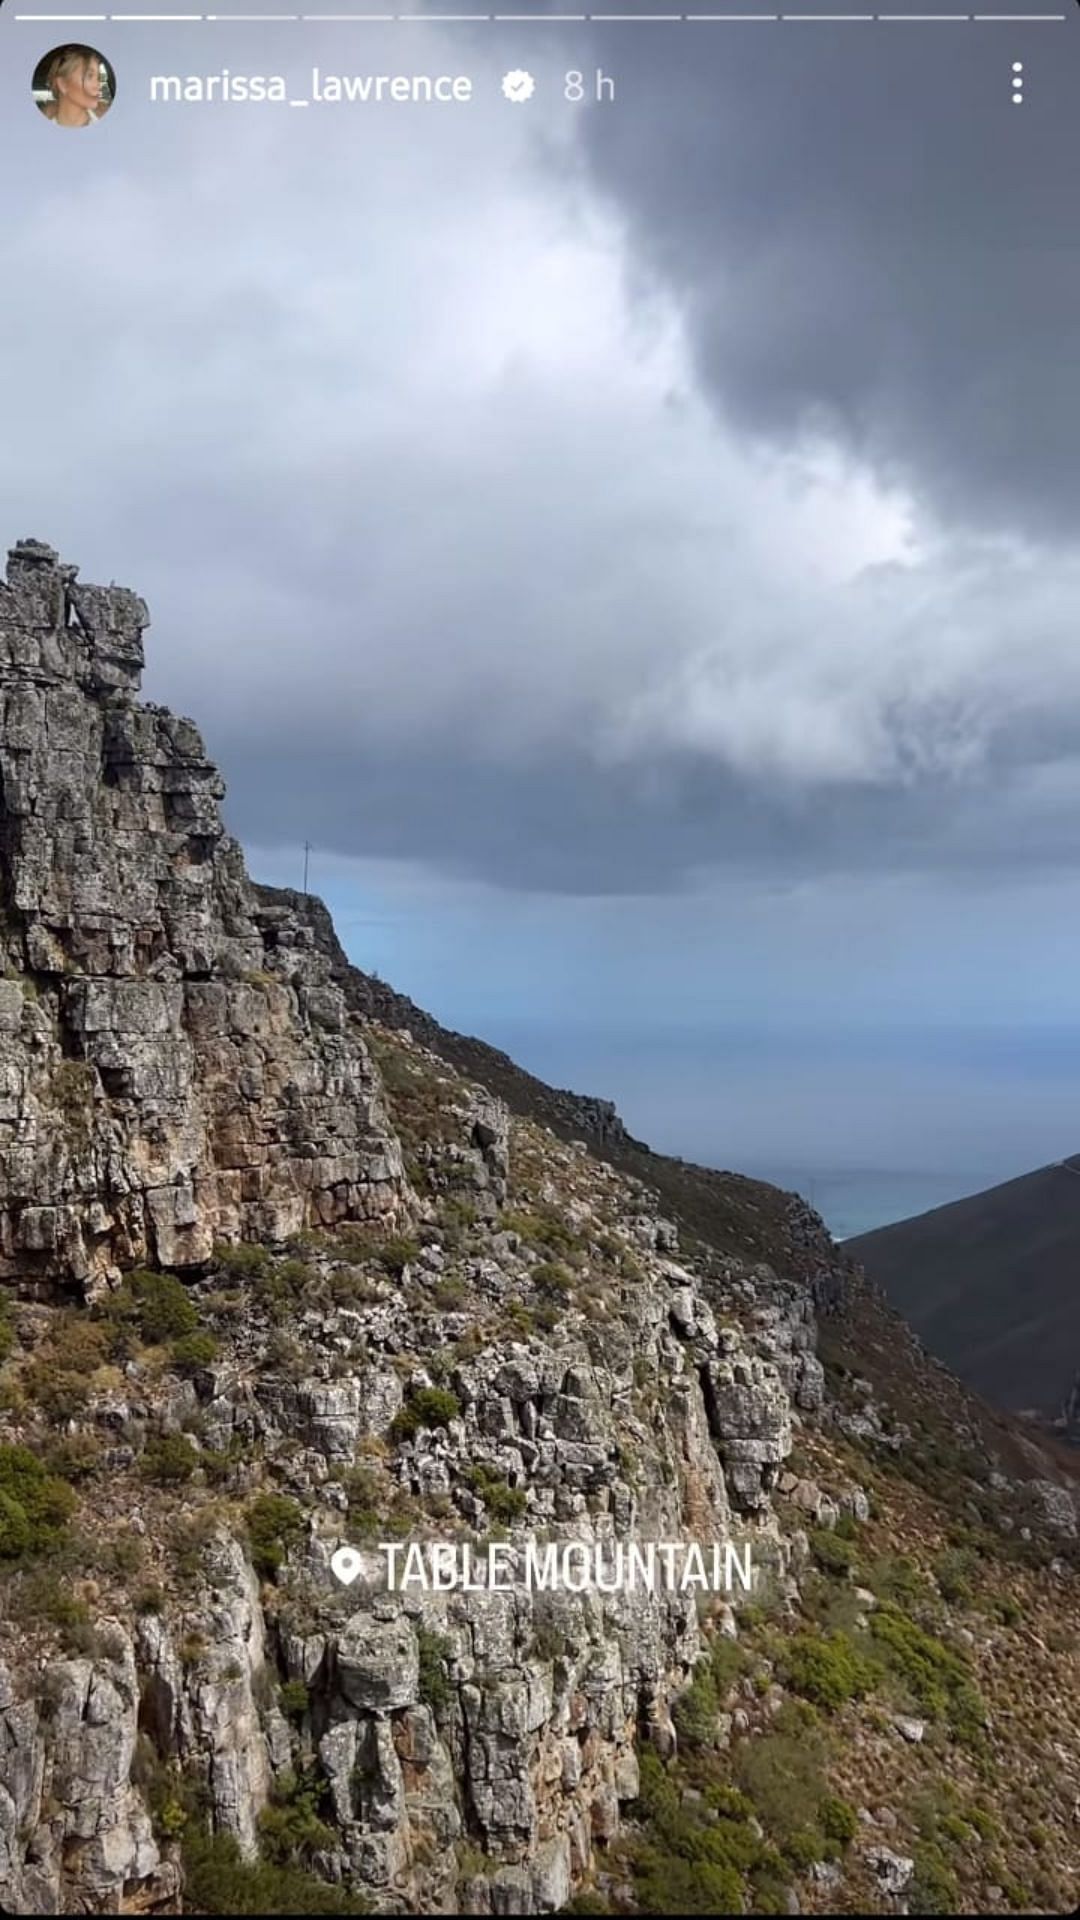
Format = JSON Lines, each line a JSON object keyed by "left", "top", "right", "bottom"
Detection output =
{"left": 1, "top": 1023, "right": 1079, "bottom": 1914}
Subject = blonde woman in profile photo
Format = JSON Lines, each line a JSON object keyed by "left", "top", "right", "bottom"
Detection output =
{"left": 37, "top": 46, "right": 113, "bottom": 127}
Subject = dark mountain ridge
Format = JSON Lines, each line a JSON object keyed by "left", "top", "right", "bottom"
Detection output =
{"left": 851, "top": 1154, "right": 1080, "bottom": 1432}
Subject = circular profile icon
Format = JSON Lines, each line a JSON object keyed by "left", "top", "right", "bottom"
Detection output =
{"left": 33, "top": 45, "right": 115, "bottom": 128}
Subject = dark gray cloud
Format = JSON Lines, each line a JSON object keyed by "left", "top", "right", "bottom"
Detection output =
{"left": 2, "top": 12, "right": 1080, "bottom": 902}
{"left": 566, "top": 14, "right": 1080, "bottom": 539}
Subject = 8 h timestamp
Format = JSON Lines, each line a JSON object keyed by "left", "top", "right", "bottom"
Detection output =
{"left": 565, "top": 69, "right": 616, "bottom": 103}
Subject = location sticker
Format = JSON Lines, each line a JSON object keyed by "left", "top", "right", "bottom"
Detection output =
{"left": 330, "top": 1545, "right": 364, "bottom": 1587}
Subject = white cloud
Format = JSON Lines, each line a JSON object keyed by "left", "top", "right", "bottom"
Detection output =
{"left": 3, "top": 23, "right": 1080, "bottom": 871}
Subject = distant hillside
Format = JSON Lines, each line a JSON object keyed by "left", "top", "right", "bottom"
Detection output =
{"left": 850, "top": 1155, "right": 1080, "bottom": 1425}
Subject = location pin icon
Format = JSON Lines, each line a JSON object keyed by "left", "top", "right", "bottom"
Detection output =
{"left": 331, "top": 1545, "right": 364, "bottom": 1587}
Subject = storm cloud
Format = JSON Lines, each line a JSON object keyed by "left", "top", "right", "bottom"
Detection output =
{"left": 2, "top": 7, "right": 1080, "bottom": 1183}
{"left": 3, "top": 11, "right": 1080, "bottom": 895}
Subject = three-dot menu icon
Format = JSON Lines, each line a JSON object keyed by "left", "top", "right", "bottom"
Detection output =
{"left": 1012, "top": 61, "right": 1024, "bottom": 106}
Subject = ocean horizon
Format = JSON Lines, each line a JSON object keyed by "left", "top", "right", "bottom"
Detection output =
{"left": 436, "top": 1016, "right": 1067, "bottom": 1249}
{"left": 746, "top": 1167, "right": 994, "bottom": 1242}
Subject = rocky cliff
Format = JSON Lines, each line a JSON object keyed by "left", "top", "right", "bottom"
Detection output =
{"left": 251, "top": 884, "right": 637, "bottom": 1155}
{"left": 0, "top": 540, "right": 405, "bottom": 1294}
{"left": 1, "top": 544, "right": 1080, "bottom": 1919}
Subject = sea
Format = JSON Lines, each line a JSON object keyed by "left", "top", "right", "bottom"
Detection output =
{"left": 746, "top": 1168, "right": 990, "bottom": 1242}
{"left": 453, "top": 1019, "right": 1035, "bottom": 1247}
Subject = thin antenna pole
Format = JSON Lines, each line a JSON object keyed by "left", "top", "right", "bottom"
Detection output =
{"left": 303, "top": 840, "right": 312, "bottom": 897}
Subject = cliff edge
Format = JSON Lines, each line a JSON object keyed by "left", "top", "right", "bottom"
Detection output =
{"left": 0, "top": 539, "right": 405, "bottom": 1293}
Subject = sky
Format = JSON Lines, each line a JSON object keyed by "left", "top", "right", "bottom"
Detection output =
{"left": 3, "top": 4, "right": 1080, "bottom": 1204}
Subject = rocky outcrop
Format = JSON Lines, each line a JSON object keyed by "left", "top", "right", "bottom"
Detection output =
{"left": 0, "top": 540, "right": 406, "bottom": 1294}
{"left": 0, "top": 961, "right": 812, "bottom": 1916}
{"left": 0, "top": 1632, "right": 178, "bottom": 1914}
{"left": 255, "top": 883, "right": 636, "bottom": 1153}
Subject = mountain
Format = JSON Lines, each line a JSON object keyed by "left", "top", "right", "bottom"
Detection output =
{"left": 850, "top": 1157, "right": 1080, "bottom": 1429}
{"left": 2, "top": 540, "right": 1080, "bottom": 1917}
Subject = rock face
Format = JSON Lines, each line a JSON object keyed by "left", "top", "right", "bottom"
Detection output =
{"left": 0, "top": 1078, "right": 808, "bottom": 1915}
{"left": 3, "top": 542, "right": 1080, "bottom": 1918}
{"left": 0, "top": 540, "right": 405, "bottom": 1292}
{"left": 256, "top": 884, "right": 637, "bottom": 1153}
{"left": 0, "top": 1627, "right": 178, "bottom": 1914}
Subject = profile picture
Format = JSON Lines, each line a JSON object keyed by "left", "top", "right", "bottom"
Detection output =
{"left": 33, "top": 45, "right": 115, "bottom": 127}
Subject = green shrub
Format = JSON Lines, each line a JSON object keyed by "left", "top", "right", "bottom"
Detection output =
{"left": 672, "top": 1666, "right": 721, "bottom": 1751}
{"left": 779, "top": 1631, "right": 877, "bottom": 1712}
{"left": 24, "top": 1315, "right": 113, "bottom": 1419}
{"left": 628, "top": 1746, "right": 766, "bottom": 1914}
{"left": 46, "top": 1433, "right": 104, "bottom": 1482}
{"left": 0, "top": 1482, "right": 32, "bottom": 1559}
{"left": 908, "top": 1843, "right": 960, "bottom": 1915}
{"left": 465, "top": 1465, "right": 526, "bottom": 1521}
{"left": 781, "top": 1827, "right": 823, "bottom": 1870}
{"left": 938, "top": 1811, "right": 972, "bottom": 1846}
{"left": 502, "top": 1208, "right": 579, "bottom": 1255}
{"left": 246, "top": 1492, "right": 304, "bottom": 1578}
{"left": 157, "top": 1798, "right": 189, "bottom": 1841}
{"left": 633, "top": 1853, "right": 743, "bottom": 1916}
{"left": 417, "top": 1626, "right": 453, "bottom": 1716}
{"left": 532, "top": 1261, "right": 575, "bottom": 1296}
{"left": 934, "top": 1547, "right": 978, "bottom": 1606}
{"left": 634, "top": 1747, "right": 677, "bottom": 1823}
{"left": 432, "top": 1277, "right": 467, "bottom": 1310}
{"left": 440, "top": 1197, "right": 478, "bottom": 1231}
{"left": 255, "top": 1260, "right": 321, "bottom": 1318}
{"left": 132, "top": 1739, "right": 202, "bottom": 1842}
{"left": 212, "top": 1242, "right": 272, "bottom": 1280}
{"left": 390, "top": 1386, "right": 461, "bottom": 1442}
{"left": 866, "top": 1553, "right": 928, "bottom": 1608}
{"left": 182, "top": 1825, "right": 369, "bottom": 1914}
{"left": 328, "top": 1266, "right": 384, "bottom": 1307}
{"left": 199, "top": 1447, "right": 234, "bottom": 1487}
{"left": 278, "top": 1679, "right": 310, "bottom": 1719}
{"left": 748, "top": 1864, "right": 795, "bottom": 1916}
{"left": 140, "top": 1433, "right": 199, "bottom": 1486}
{"left": 706, "top": 1784, "right": 754, "bottom": 1821}
{"left": 341, "top": 1466, "right": 386, "bottom": 1539}
{"left": 820, "top": 1795, "right": 858, "bottom": 1848}
{"left": 708, "top": 1634, "right": 750, "bottom": 1697}
{"left": 19, "top": 1573, "right": 89, "bottom": 1630}
{"left": 373, "top": 1236, "right": 420, "bottom": 1278}
{"left": 0, "top": 1443, "right": 76, "bottom": 1557}
{"left": 809, "top": 1528, "right": 856, "bottom": 1578}
{"left": 734, "top": 1722, "right": 829, "bottom": 1846}
{"left": 966, "top": 1804, "right": 999, "bottom": 1842}
{"left": 113, "top": 1269, "right": 201, "bottom": 1343}
{"left": 173, "top": 1508, "right": 221, "bottom": 1582}
{"left": 870, "top": 1607, "right": 986, "bottom": 1739}
{"left": 257, "top": 1769, "right": 333, "bottom": 1865}
{"left": 170, "top": 1330, "right": 220, "bottom": 1375}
